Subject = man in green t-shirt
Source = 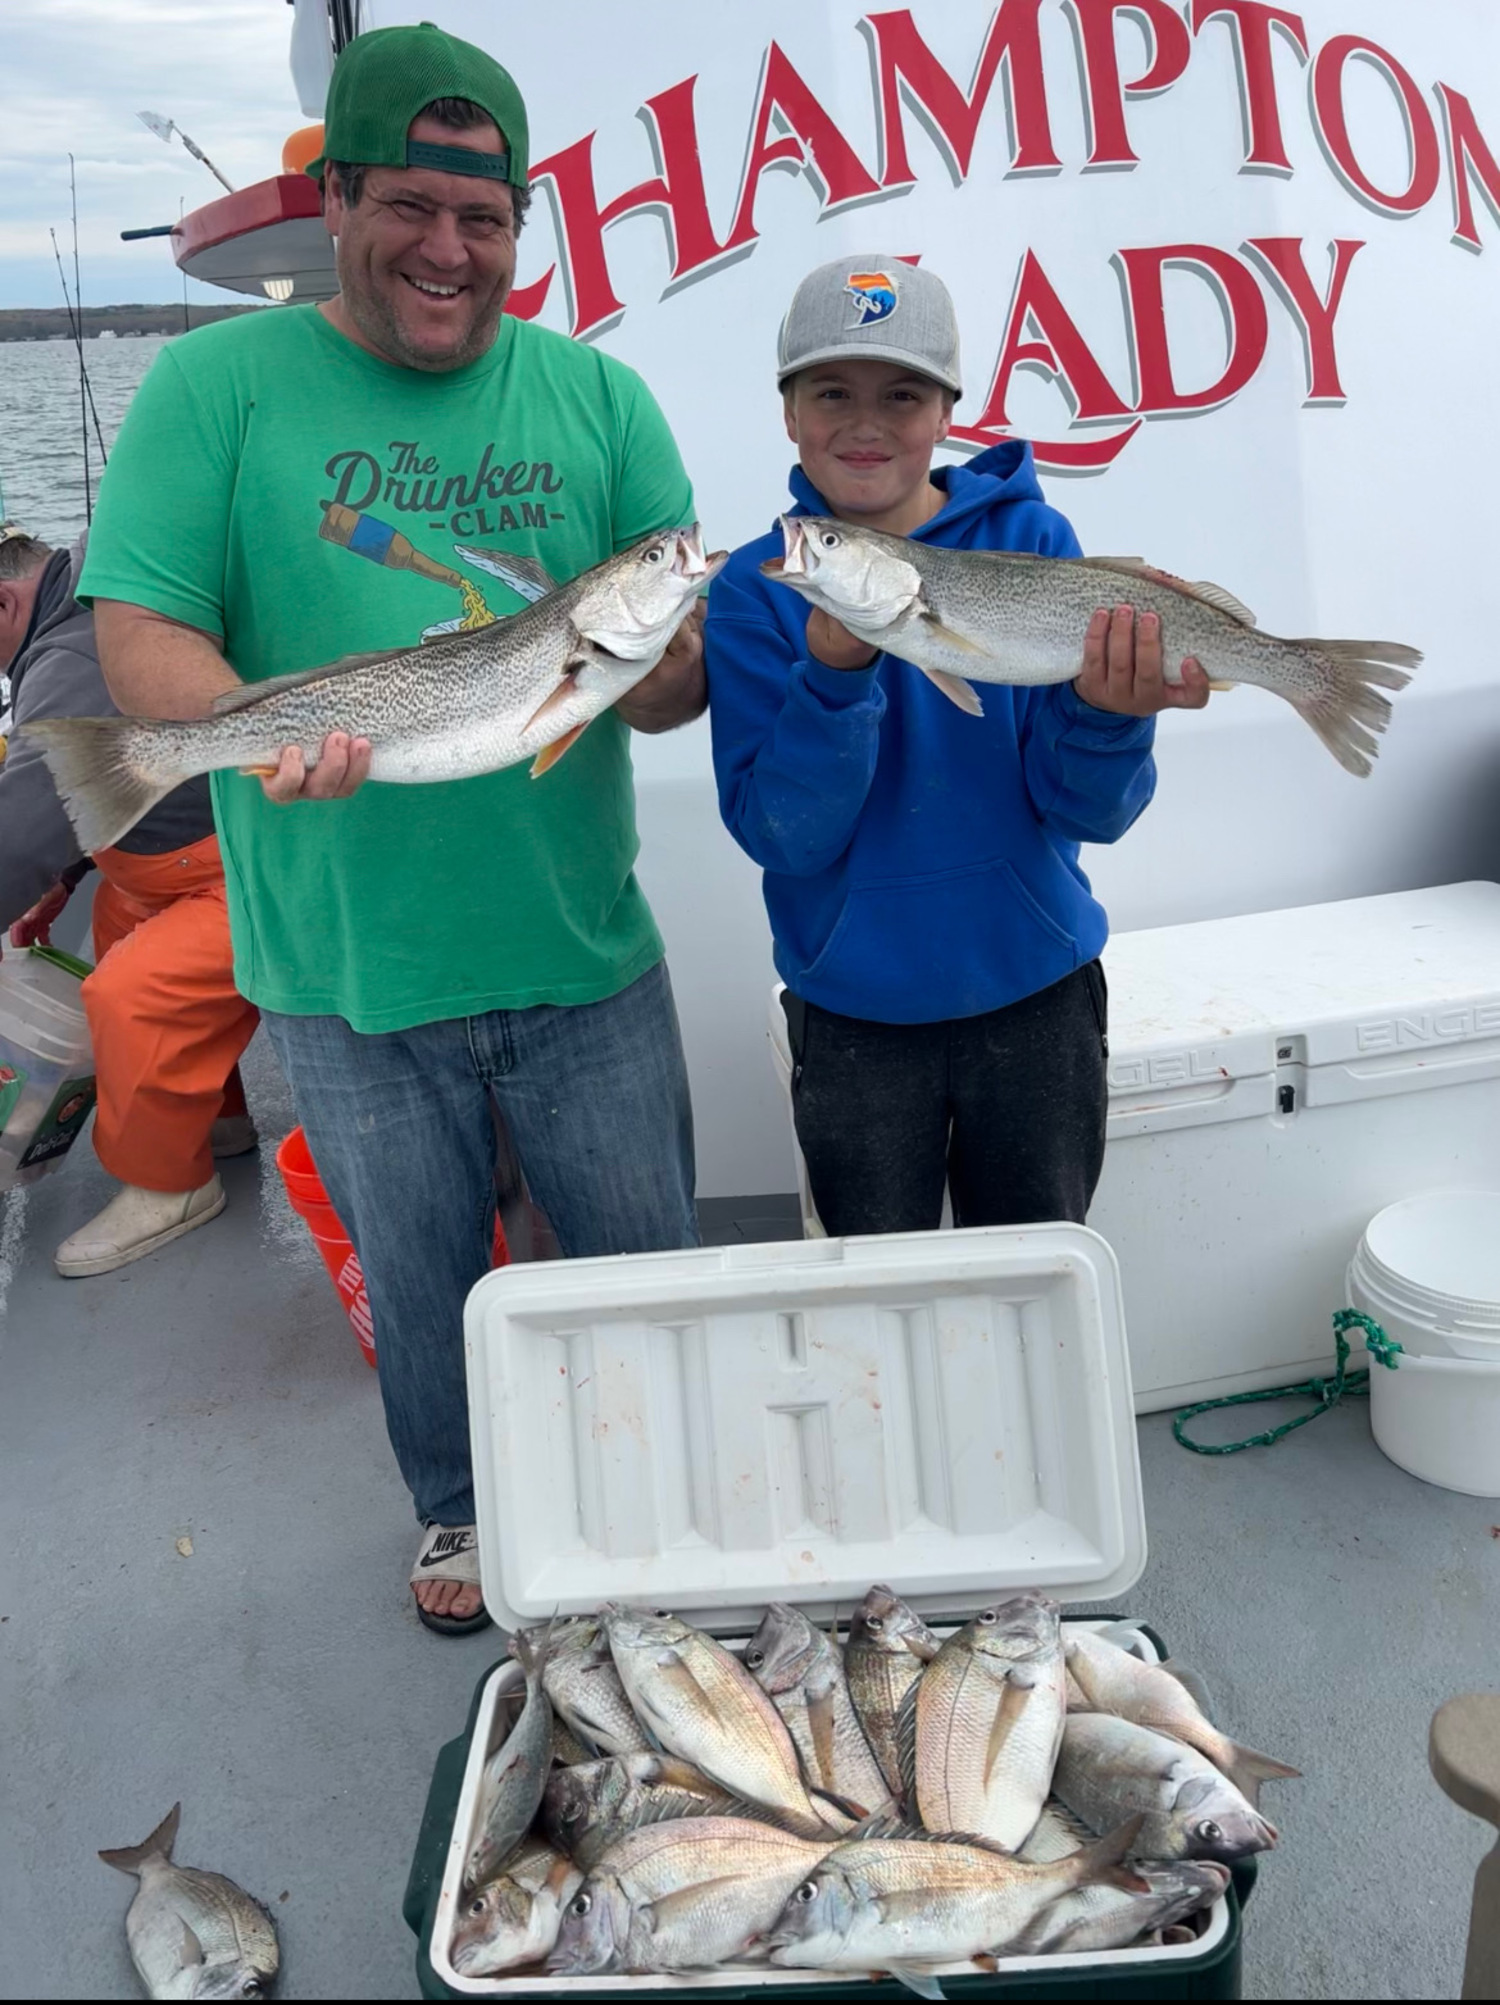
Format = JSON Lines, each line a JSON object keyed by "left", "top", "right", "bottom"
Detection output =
{"left": 80, "top": 25, "right": 704, "bottom": 1635}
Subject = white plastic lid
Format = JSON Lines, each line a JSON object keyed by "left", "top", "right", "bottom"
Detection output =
{"left": 1362, "top": 1192, "right": 1500, "bottom": 1320}
{"left": 463, "top": 1224, "right": 1146, "bottom": 1637}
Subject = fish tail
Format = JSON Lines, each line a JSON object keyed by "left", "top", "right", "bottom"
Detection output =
{"left": 19, "top": 715, "right": 186, "bottom": 852}
{"left": 1285, "top": 639, "right": 1422, "bottom": 778}
{"left": 1224, "top": 1742, "right": 1302, "bottom": 1810}
{"left": 1067, "top": 1813, "right": 1151, "bottom": 1895}
{"left": 99, "top": 1802, "right": 181, "bottom": 1875}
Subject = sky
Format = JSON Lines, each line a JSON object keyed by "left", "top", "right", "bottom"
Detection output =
{"left": 2, "top": 1, "right": 310, "bottom": 309}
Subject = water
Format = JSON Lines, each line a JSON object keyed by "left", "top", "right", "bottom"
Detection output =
{"left": 0, "top": 336, "right": 172, "bottom": 546}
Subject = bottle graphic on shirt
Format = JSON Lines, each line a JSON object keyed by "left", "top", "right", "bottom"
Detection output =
{"left": 319, "top": 503, "right": 465, "bottom": 590}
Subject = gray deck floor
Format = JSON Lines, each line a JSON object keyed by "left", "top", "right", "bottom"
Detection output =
{"left": 2, "top": 1030, "right": 1494, "bottom": 2001}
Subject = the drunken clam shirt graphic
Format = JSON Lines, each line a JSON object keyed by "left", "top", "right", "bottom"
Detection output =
{"left": 318, "top": 438, "right": 571, "bottom": 637}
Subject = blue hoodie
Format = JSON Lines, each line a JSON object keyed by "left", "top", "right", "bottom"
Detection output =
{"left": 704, "top": 442, "right": 1157, "bottom": 1024}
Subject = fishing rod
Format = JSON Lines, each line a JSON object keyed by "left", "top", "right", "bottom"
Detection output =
{"left": 67, "top": 157, "right": 108, "bottom": 466}
{"left": 48, "top": 222, "right": 108, "bottom": 478}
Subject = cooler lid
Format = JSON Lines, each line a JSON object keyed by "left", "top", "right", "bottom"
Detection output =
{"left": 464, "top": 1225, "right": 1146, "bottom": 1637}
{"left": 1106, "top": 881, "right": 1500, "bottom": 1076}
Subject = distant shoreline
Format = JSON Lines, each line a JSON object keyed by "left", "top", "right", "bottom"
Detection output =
{"left": 0, "top": 304, "right": 268, "bottom": 343}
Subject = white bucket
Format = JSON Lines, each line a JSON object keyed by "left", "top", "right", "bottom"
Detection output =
{"left": 1347, "top": 1191, "right": 1500, "bottom": 1360}
{"left": 1347, "top": 1191, "right": 1500, "bottom": 1497}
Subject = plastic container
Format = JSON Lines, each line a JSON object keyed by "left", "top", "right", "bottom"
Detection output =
{"left": 0, "top": 944, "right": 97, "bottom": 1191}
{"left": 1346, "top": 1191, "right": 1500, "bottom": 1496}
{"left": 275, "top": 1126, "right": 509, "bottom": 1369}
{"left": 404, "top": 1224, "right": 1257, "bottom": 1999}
{"left": 1347, "top": 1191, "right": 1500, "bottom": 1360}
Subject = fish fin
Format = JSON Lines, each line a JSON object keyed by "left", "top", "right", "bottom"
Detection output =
{"left": 894, "top": 1675, "right": 920, "bottom": 1806}
{"left": 1158, "top": 1662, "right": 1216, "bottom": 1719}
{"left": 806, "top": 1687, "right": 838, "bottom": 1791}
{"left": 1223, "top": 1742, "right": 1302, "bottom": 1810}
{"left": 642, "top": 1878, "right": 750, "bottom": 1932}
{"left": 521, "top": 673, "right": 581, "bottom": 736}
{"left": 177, "top": 1919, "right": 206, "bottom": 1970}
{"left": 1191, "top": 582, "right": 1257, "bottom": 626}
{"left": 19, "top": 717, "right": 180, "bottom": 855}
{"left": 206, "top": 651, "right": 403, "bottom": 716}
{"left": 642, "top": 1647, "right": 726, "bottom": 1727}
{"left": 917, "top": 665, "right": 985, "bottom": 715}
{"left": 1092, "top": 1622, "right": 1148, "bottom": 1655}
{"left": 1067, "top": 1814, "right": 1151, "bottom": 1894}
{"left": 810, "top": 1786, "right": 869, "bottom": 1824}
{"left": 99, "top": 1803, "right": 181, "bottom": 1876}
{"left": 981, "top": 1674, "right": 1035, "bottom": 1788}
{"left": 454, "top": 546, "right": 558, "bottom": 601}
{"left": 1086, "top": 557, "right": 1258, "bottom": 626}
{"left": 529, "top": 722, "right": 589, "bottom": 778}
{"left": 888, "top": 1964, "right": 948, "bottom": 2001}
{"left": 1282, "top": 639, "right": 1422, "bottom": 777}
{"left": 918, "top": 608, "right": 989, "bottom": 657}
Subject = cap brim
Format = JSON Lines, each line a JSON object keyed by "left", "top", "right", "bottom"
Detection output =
{"left": 778, "top": 342, "right": 961, "bottom": 397}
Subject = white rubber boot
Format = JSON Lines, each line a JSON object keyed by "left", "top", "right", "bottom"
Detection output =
{"left": 55, "top": 1176, "right": 227, "bottom": 1278}
{"left": 210, "top": 1115, "right": 260, "bottom": 1158}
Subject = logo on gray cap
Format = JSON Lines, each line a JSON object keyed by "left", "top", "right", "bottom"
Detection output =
{"left": 777, "top": 255, "right": 962, "bottom": 396}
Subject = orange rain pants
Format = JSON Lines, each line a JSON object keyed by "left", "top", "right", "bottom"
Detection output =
{"left": 83, "top": 834, "right": 260, "bottom": 1193}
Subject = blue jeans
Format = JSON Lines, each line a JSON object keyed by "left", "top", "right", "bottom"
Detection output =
{"left": 263, "top": 961, "right": 698, "bottom": 1526}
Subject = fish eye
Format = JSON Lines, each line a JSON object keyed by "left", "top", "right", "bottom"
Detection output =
{"left": 652, "top": 1607, "right": 672, "bottom": 1618}
{"left": 1196, "top": 1820, "right": 1223, "bottom": 1844}
{"left": 468, "top": 1896, "right": 487, "bottom": 1916}
{"left": 560, "top": 1800, "right": 582, "bottom": 1822}
{"left": 978, "top": 1608, "right": 998, "bottom": 1626}
{"left": 794, "top": 1880, "right": 820, "bottom": 1904}
{"left": 819, "top": 531, "right": 841, "bottom": 549}
{"left": 643, "top": 546, "right": 663, "bottom": 563}
{"left": 746, "top": 1647, "right": 765, "bottom": 1668}
{"left": 570, "top": 1892, "right": 593, "bottom": 1917}
{"left": 865, "top": 1615, "right": 885, "bottom": 1633}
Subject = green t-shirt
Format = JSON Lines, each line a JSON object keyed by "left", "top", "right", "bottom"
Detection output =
{"left": 78, "top": 307, "right": 694, "bottom": 1032}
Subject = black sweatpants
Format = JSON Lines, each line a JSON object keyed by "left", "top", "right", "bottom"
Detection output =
{"left": 783, "top": 963, "right": 1109, "bottom": 1237}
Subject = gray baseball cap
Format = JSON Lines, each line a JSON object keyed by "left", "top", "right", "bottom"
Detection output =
{"left": 776, "top": 255, "right": 962, "bottom": 396}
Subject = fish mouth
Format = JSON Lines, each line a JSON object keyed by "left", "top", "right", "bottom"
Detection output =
{"left": 673, "top": 523, "right": 728, "bottom": 585}
{"left": 761, "top": 515, "right": 811, "bottom": 586}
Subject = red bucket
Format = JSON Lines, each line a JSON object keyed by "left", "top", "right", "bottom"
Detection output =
{"left": 275, "top": 1127, "right": 507, "bottom": 1368}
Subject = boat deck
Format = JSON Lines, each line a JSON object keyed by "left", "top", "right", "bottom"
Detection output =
{"left": 2, "top": 1030, "right": 1493, "bottom": 2000}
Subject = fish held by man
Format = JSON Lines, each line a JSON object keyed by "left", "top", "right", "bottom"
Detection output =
{"left": 99, "top": 1803, "right": 279, "bottom": 2001}
{"left": 24, "top": 527, "right": 725, "bottom": 855}
{"left": 762, "top": 515, "right": 1419, "bottom": 777}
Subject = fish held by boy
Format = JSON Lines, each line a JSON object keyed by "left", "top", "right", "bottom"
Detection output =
{"left": 23, "top": 527, "right": 725, "bottom": 855}
{"left": 99, "top": 1803, "right": 279, "bottom": 2000}
{"left": 762, "top": 515, "right": 1419, "bottom": 777}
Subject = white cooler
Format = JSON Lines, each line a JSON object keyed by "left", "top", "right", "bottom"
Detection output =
{"left": 1094, "top": 881, "right": 1500, "bottom": 1413}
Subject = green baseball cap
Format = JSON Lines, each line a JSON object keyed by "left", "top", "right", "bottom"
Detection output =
{"left": 306, "top": 22, "right": 529, "bottom": 190}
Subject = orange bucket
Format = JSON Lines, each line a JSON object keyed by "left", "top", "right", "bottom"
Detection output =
{"left": 275, "top": 1126, "right": 507, "bottom": 1368}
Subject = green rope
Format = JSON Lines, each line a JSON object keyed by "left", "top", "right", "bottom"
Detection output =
{"left": 1173, "top": 1309, "right": 1403, "bottom": 1456}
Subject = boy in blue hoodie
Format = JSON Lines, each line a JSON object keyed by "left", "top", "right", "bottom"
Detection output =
{"left": 705, "top": 257, "right": 1211, "bottom": 1236}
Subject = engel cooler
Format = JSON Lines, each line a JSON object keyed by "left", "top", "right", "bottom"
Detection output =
{"left": 1091, "top": 882, "right": 1500, "bottom": 1413}
{"left": 405, "top": 1225, "right": 1261, "bottom": 1999}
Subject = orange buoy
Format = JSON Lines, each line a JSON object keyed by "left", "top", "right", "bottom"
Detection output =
{"left": 281, "top": 124, "right": 325, "bottom": 176}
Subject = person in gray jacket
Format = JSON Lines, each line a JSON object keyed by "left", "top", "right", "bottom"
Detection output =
{"left": 0, "top": 525, "right": 260, "bottom": 1274}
